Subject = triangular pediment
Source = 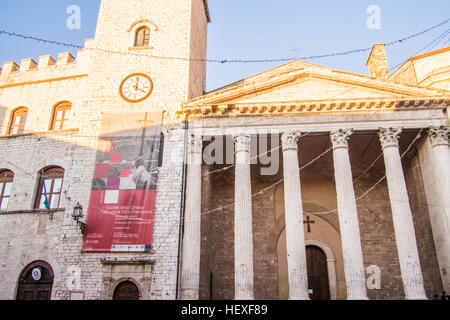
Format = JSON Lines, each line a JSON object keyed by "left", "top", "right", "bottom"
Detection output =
{"left": 224, "top": 76, "right": 416, "bottom": 104}
{"left": 184, "top": 60, "right": 448, "bottom": 108}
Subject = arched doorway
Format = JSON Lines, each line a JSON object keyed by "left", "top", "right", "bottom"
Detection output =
{"left": 306, "top": 245, "right": 330, "bottom": 300}
{"left": 274, "top": 178, "right": 345, "bottom": 300}
{"left": 16, "top": 261, "right": 54, "bottom": 300}
{"left": 113, "top": 281, "right": 140, "bottom": 300}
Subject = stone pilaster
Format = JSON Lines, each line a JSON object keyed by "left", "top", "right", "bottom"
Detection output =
{"left": 330, "top": 129, "right": 368, "bottom": 300}
{"left": 281, "top": 131, "right": 310, "bottom": 300}
{"left": 379, "top": 128, "right": 427, "bottom": 300}
{"left": 428, "top": 127, "right": 450, "bottom": 291}
{"left": 180, "top": 134, "right": 203, "bottom": 300}
{"left": 234, "top": 134, "right": 254, "bottom": 300}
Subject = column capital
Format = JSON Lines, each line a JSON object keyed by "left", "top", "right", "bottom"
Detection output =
{"left": 330, "top": 129, "right": 353, "bottom": 150}
{"left": 379, "top": 127, "right": 402, "bottom": 149}
{"left": 429, "top": 126, "right": 450, "bottom": 148}
{"left": 234, "top": 134, "right": 251, "bottom": 153}
{"left": 188, "top": 134, "right": 203, "bottom": 155}
{"left": 281, "top": 131, "right": 302, "bottom": 152}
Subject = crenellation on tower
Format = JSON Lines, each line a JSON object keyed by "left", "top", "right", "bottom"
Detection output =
{"left": 38, "top": 54, "right": 56, "bottom": 68}
{"left": 0, "top": 48, "right": 93, "bottom": 89}
{"left": 19, "top": 58, "right": 37, "bottom": 71}
{"left": 1, "top": 61, "right": 19, "bottom": 75}
{"left": 57, "top": 52, "right": 75, "bottom": 65}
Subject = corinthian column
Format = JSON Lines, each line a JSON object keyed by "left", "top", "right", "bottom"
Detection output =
{"left": 331, "top": 129, "right": 368, "bottom": 300}
{"left": 234, "top": 134, "right": 254, "bottom": 300}
{"left": 429, "top": 126, "right": 450, "bottom": 232}
{"left": 427, "top": 127, "right": 450, "bottom": 291}
{"left": 180, "top": 134, "right": 203, "bottom": 300}
{"left": 281, "top": 131, "right": 310, "bottom": 300}
{"left": 379, "top": 128, "right": 427, "bottom": 300}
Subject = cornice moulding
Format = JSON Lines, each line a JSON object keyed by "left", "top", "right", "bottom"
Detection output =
{"left": 182, "top": 98, "right": 449, "bottom": 119}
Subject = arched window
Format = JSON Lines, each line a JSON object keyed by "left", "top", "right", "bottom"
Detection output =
{"left": 34, "top": 167, "right": 65, "bottom": 209}
{"left": 0, "top": 170, "right": 14, "bottom": 211}
{"left": 16, "top": 261, "right": 54, "bottom": 300}
{"left": 50, "top": 102, "right": 71, "bottom": 131}
{"left": 9, "top": 107, "right": 28, "bottom": 135}
{"left": 134, "top": 26, "right": 151, "bottom": 47}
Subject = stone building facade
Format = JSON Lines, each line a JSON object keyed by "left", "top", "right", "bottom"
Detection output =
{"left": 0, "top": 0, "right": 208, "bottom": 300}
{"left": 0, "top": 0, "right": 449, "bottom": 300}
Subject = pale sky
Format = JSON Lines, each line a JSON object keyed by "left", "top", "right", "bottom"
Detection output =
{"left": 0, "top": 0, "right": 449, "bottom": 91}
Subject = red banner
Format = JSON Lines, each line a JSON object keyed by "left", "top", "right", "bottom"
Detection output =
{"left": 82, "top": 112, "right": 162, "bottom": 252}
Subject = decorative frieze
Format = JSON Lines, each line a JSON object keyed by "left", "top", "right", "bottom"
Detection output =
{"left": 182, "top": 99, "right": 449, "bottom": 119}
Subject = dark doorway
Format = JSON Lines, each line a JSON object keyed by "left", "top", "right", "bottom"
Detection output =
{"left": 306, "top": 245, "right": 330, "bottom": 300}
{"left": 16, "top": 261, "right": 54, "bottom": 300}
{"left": 113, "top": 281, "right": 140, "bottom": 300}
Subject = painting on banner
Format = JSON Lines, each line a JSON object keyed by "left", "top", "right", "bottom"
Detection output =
{"left": 82, "top": 112, "right": 164, "bottom": 252}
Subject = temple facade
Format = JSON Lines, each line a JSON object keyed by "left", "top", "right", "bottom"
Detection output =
{"left": 0, "top": 0, "right": 449, "bottom": 300}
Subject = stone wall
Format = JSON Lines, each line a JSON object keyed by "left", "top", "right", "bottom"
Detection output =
{"left": 0, "top": 132, "right": 79, "bottom": 300}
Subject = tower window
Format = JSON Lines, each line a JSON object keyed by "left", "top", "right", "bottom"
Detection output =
{"left": 9, "top": 107, "right": 28, "bottom": 135}
{"left": 0, "top": 170, "right": 14, "bottom": 211}
{"left": 50, "top": 102, "right": 71, "bottom": 131}
{"left": 134, "top": 27, "right": 151, "bottom": 47}
{"left": 34, "top": 167, "right": 65, "bottom": 209}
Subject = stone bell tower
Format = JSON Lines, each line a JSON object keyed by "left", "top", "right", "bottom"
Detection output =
{"left": 84, "top": 0, "right": 209, "bottom": 118}
{"left": 55, "top": 0, "right": 210, "bottom": 300}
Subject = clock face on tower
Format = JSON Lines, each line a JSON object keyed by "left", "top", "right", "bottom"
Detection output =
{"left": 119, "top": 73, "right": 154, "bottom": 103}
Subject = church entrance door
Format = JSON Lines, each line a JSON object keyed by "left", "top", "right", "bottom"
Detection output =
{"left": 306, "top": 245, "right": 330, "bottom": 300}
{"left": 113, "top": 281, "right": 140, "bottom": 300}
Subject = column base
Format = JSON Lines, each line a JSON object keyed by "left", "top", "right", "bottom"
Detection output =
{"left": 289, "top": 295, "right": 311, "bottom": 301}
{"left": 346, "top": 295, "right": 369, "bottom": 300}
{"left": 235, "top": 295, "right": 255, "bottom": 300}
{"left": 405, "top": 295, "right": 428, "bottom": 300}
{"left": 180, "top": 288, "right": 199, "bottom": 300}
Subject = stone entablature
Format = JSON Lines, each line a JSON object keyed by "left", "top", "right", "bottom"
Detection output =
{"left": 182, "top": 98, "right": 450, "bottom": 119}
